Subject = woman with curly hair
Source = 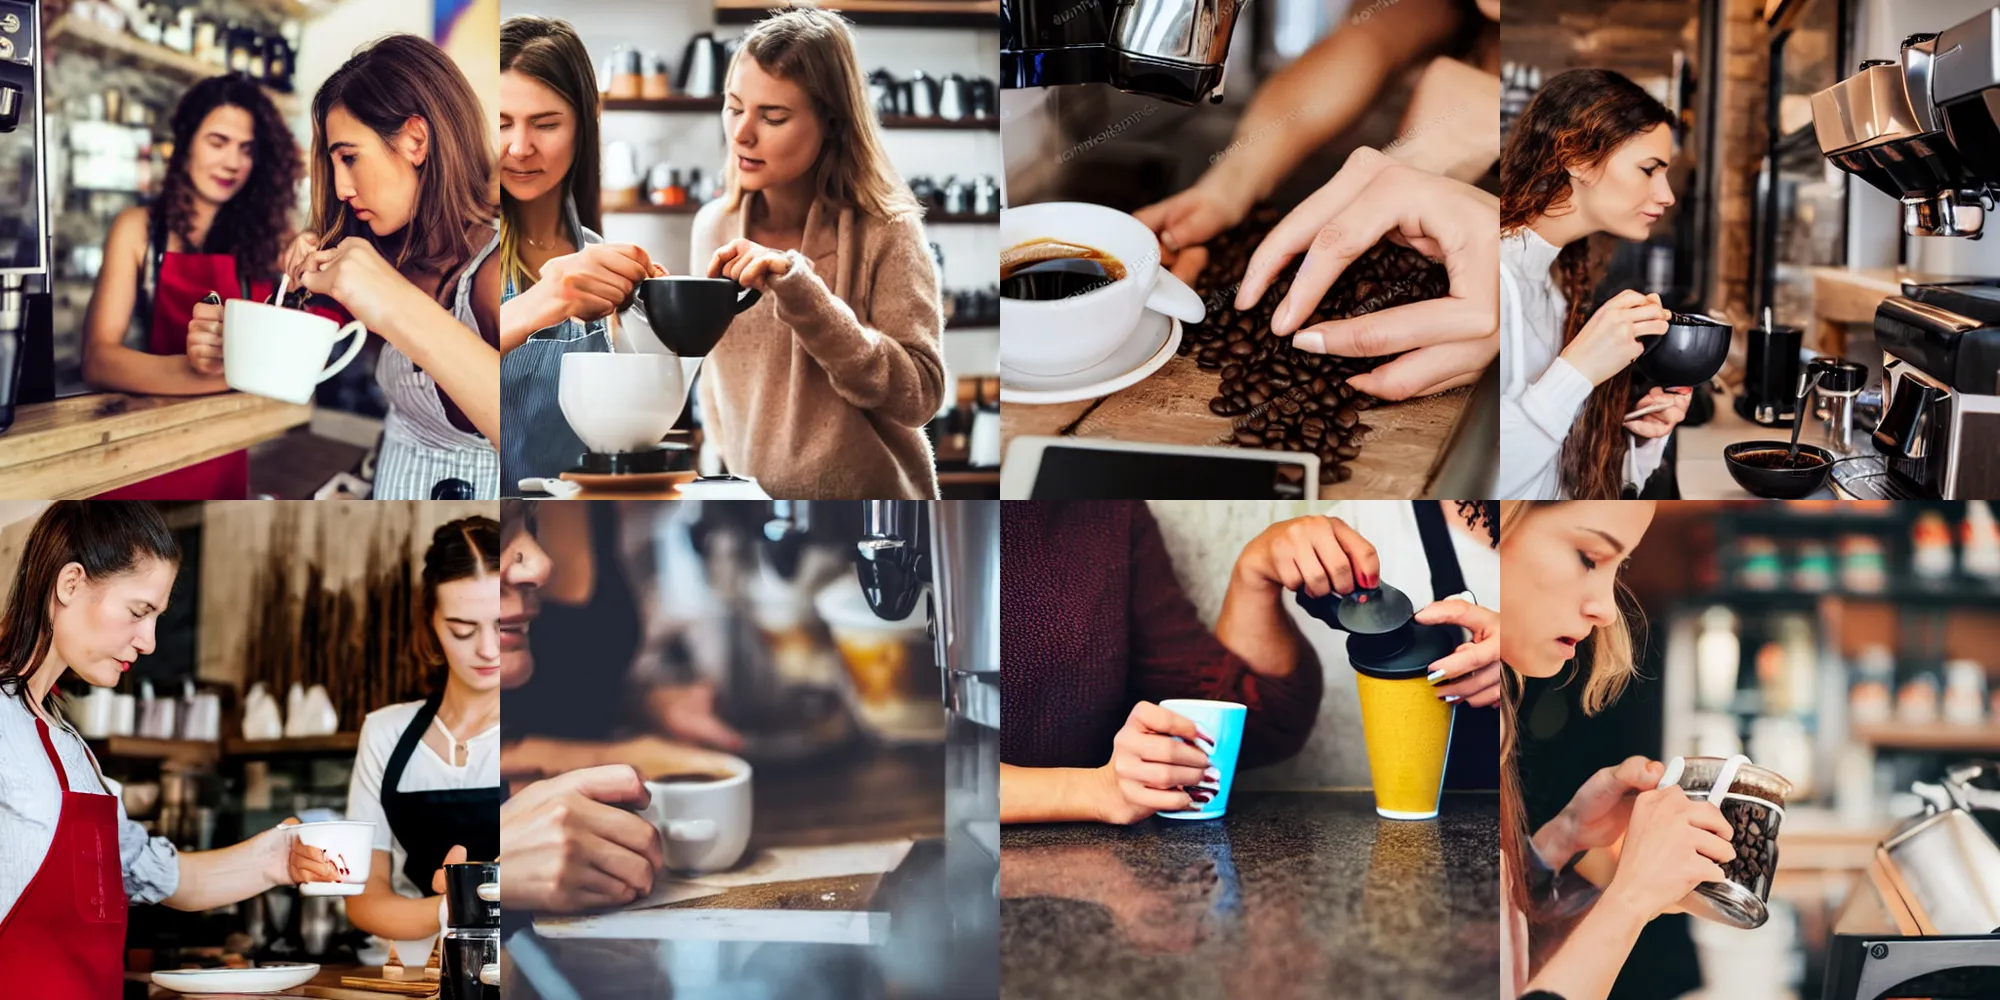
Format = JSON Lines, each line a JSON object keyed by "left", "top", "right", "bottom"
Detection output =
{"left": 1498, "top": 69, "right": 1689, "bottom": 500}
{"left": 82, "top": 74, "right": 301, "bottom": 499}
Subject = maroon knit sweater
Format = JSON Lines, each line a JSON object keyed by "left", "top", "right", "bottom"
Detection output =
{"left": 1000, "top": 501, "right": 1324, "bottom": 771}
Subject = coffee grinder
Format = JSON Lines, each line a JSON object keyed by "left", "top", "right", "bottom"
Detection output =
{"left": 439, "top": 862, "right": 499, "bottom": 1000}
{"left": 1823, "top": 762, "right": 2000, "bottom": 1000}
{"left": 0, "top": 0, "right": 53, "bottom": 433}
{"left": 1809, "top": 9, "right": 2000, "bottom": 498}
{"left": 1000, "top": 0, "right": 1244, "bottom": 105}
{"left": 853, "top": 500, "right": 998, "bottom": 996}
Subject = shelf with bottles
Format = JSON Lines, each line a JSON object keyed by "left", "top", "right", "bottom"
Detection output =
{"left": 1705, "top": 501, "right": 2000, "bottom": 609}
{"left": 47, "top": 9, "right": 301, "bottom": 117}
{"left": 1850, "top": 722, "right": 2000, "bottom": 753}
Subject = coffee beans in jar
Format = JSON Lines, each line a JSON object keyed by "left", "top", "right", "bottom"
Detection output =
{"left": 1664, "top": 757, "right": 1793, "bottom": 929}
{"left": 1181, "top": 204, "right": 1451, "bottom": 486}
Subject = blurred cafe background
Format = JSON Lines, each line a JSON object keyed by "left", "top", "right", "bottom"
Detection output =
{"left": 1518, "top": 500, "right": 2000, "bottom": 1000}
{"left": 0, "top": 500, "right": 491, "bottom": 993}
{"left": 502, "top": 500, "right": 997, "bottom": 1000}
{"left": 498, "top": 0, "right": 1002, "bottom": 492}
{"left": 0, "top": 0, "right": 496, "bottom": 498}
{"left": 1503, "top": 0, "right": 2000, "bottom": 500}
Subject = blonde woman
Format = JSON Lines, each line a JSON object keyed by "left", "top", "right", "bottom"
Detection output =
{"left": 1497, "top": 501, "right": 1734, "bottom": 1000}
{"left": 693, "top": 6, "right": 945, "bottom": 499}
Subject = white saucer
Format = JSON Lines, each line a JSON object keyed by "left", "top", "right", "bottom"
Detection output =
{"left": 151, "top": 963, "right": 320, "bottom": 994}
{"left": 1000, "top": 311, "right": 1181, "bottom": 405}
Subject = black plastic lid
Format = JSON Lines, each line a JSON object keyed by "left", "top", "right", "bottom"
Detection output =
{"left": 443, "top": 862, "right": 500, "bottom": 928}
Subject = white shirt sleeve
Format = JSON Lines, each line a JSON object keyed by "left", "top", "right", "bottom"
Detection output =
{"left": 1499, "top": 267, "right": 1594, "bottom": 499}
{"left": 345, "top": 710, "right": 396, "bottom": 855}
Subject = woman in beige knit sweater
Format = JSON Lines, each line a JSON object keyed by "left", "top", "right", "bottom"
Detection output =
{"left": 691, "top": 7, "right": 946, "bottom": 499}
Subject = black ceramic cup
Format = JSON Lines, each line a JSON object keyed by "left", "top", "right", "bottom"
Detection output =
{"left": 635, "top": 277, "right": 761, "bottom": 357}
{"left": 1636, "top": 312, "right": 1731, "bottom": 387}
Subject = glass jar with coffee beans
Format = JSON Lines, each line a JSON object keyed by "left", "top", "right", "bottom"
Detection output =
{"left": 1661, "top": 756, "right": 1793, "bottom": 929}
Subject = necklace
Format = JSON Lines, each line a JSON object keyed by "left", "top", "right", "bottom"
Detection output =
{"left": 431, "top": 709, "right": 496, "bottom": 767}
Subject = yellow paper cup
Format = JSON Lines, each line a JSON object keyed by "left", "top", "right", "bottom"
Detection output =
{"left": 1354, "top": 670, "right": 1455, "bottom": 820}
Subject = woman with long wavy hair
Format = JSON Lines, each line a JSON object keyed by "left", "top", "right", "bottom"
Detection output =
{"left": 83, "top": 74, "right": 301, "bottom": 499}
{"left": 693, "top": 6, "right": 945, "bottom": 499}
{"left": 1498, "top": 69, "right": 1690, "bottom": 500}
{"left": 1497, "top": 501, "right": 1734, "bottom": 1000}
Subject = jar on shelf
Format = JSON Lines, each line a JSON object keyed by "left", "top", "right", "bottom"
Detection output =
{"left": 1735, "top": 536, "right": 1782, "bottom": 591}
{"left": 1838, "top": 534, "right": 1887, "bottom": 593}
{"left": 1660, "top": 756, "right": 1793, "bottom": 929}
{"left": 1944, "top": 659, "right": 1988, "bottom": 726}
{"left": 1790, "top": 539, "right": 1834, "bottom": 592}
{"left": 1849, "top": 644, "right": 1894, "bottom": 726}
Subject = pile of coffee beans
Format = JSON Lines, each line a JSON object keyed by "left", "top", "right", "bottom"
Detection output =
{"left": 1714, "top": 796, "right": 1780, "bottom": 900}
{"left": 1180, "top": 204, "right": 1451, "bottom": 485}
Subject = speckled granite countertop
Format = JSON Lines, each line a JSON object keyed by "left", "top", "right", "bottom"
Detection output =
{"left": 1000, "top": 791, "right": 1499, "bottom": 1000}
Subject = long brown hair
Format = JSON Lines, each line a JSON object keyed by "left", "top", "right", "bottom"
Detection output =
{"left": 500, "top": 16, "right": 601, "bottom": 292}
{"left": 154, "top": 74, "right": 300, "bottom": 282}
{"left": 1499, "top": 69, "right": 1673, "bottom": 499}
{"left": 1498, "top": 500, "right": 1645, "bottom": 920}
{"left": 0, "top": 503, "right": 180, "bottom": 717}
{"left": 412, "top": 515, "right": 500, "bottom": 682}
{"left": 721, "top": 5, "right": 920, "bottom": 220}
{"left": 308, "top": 34, "right": 497, "bottom": 277}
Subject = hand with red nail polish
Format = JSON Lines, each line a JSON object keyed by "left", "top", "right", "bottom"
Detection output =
{"left": 1090, "top": 702, "right": 1216, "bottom": 824}
{"left": 1414, "top": 598, "right": 1502, "bottom": 708}
{"left": 1235, "top": 514, "right": 1381, "bottom": 600}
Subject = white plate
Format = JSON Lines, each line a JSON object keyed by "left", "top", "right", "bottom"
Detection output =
{"left": 1000, "top": 311, "right": 1180, "bottom": 405}
{"left": 151, "top": 963, "right": 320, "bottom": 994}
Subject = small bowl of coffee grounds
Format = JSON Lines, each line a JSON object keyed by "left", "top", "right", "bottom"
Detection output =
{"left": 1723, "top": 441, "right": 1834, "bottom": 498}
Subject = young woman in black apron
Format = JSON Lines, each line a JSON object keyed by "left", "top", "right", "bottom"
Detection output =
{"left": 344, "top": 516, "right": 502, "bottom": 944}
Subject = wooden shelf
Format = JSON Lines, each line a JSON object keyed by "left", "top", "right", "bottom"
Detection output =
{"left": 87, "top": 736, "right": 220, "bottom": 765}
{"left": 880, "top": 114, "right": 997, "bottom": 131}
{"left": 1852, "top": 723, "right": 2000, "bottom": 753}
{"left": 927, "top": 212, "right": 997, "bottom": 224}
{"left": 716, "top": 0, "right": 998, "bottom": 28}
{"left": 223, "top": 733, "right": 361, "bottom": 757}
{"left": 46, "top": 15, "right": 300, "bottom": 118}
{"left": 0, "top": 392, "right": 309, "bottom": 499}
{"left": 605, "top": 202, "right": 704, "bottom": 216}
{"left": 604, "top": 96, "right": 724, "bottom": 113}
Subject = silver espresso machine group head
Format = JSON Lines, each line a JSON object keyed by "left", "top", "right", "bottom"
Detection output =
{"left": 0, "top": 0, "right": 51, "bottom": 434}
{"left": 1000, "top": 0, "right": 1241, "bottom": 105}
{"left": 1809, "top": 6, "right": 2000, "bottom": 499}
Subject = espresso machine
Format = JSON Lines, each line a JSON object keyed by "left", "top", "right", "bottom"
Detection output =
{"left": 1000, "top": 0, "right": 1242, "bottom": 105}
{"left": 1823, "top": 762, "right": 2000, "bottom": 1000}
{"left": 0, "top": 0, "right": 52, "bottom": 433}
{"left": 1809, "top": 9, "right": 2000, "bottom": 498}
{"left": 854, "top": 500, "right": 998, "bottom": 997}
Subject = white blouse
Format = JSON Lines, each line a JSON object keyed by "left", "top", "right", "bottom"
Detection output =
{"left": 1499, "top": 227, "right": 1667, "bottom": 499}
{"left": 0, "top": 692, "right": 179, "bottom": 922}
{"left": 344, "top": 699, "right": 500, "bottom": 900}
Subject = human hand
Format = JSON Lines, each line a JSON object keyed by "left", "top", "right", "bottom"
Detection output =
{"left": 1412, "top": 598, "right": 1500, "bottom": 707}
{"left": 1235, "top": 515, "right": 1380, "bottom": 598}
{"left": 1089, "top": 702, "right": 1218, "bottom": 824}
{"left": 1235, "top": 147, "right": 1499, "bottom": 400}
{"left": 186, "top": 299, "right": 224, "bottom": 376}
{"left": 1561, "top": 290, "right": 1670, "bottom": 386}
{"left": 268, "top": 817, "right": 344, "bottom": 887}
{"left": 1541, "top": 757, "right": 1667, "bottom": 863}
{"left": 298, "top": 237, "right": 411, "bottom": 332}
{"left": 1624, "top": 386, "right": 1693, "bottom": 439}
{"left": 1602, "top": 785, "right": 1734, "bottom": 920}
{"left": 1134, "top": 180, "right": 1255, "bottom": 285}
{"left": 539, "top": 243, "right": 655, "bottom": 323}
{"left": 279, "top": 232, "right": 323, "bottom": 289}
{"left": 708, "top": 238, "right": 794, "bottom": 291}
{"left": 646, "top": 682, "right": 746, "bottom": 752}
{"left": 431, "top": 844, "right": 469, "bottom": 894}
{"left": 499, "top": 765, "right": 663, "bottom": 913}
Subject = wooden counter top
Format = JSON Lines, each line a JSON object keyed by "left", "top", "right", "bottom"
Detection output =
{"left": 1001, "top": 353, "right": 1469, "bottom": 499}
{"left": 1808, "top": 266, "right": 1952, "bottom": 356}
{"left": 0, "top": 392, "right": 309, "bottom": 498}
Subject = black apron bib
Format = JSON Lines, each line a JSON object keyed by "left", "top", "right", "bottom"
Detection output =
{"left": 381, "top": 692, "right": 503, "bottom": 891}
{"left": 1412, "top": 501, "right": 1501, "bottom": 791}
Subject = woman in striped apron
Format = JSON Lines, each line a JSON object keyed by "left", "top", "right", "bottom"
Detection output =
{"left": 497, "top": 16, "right": 660, "bottom": 491}
{"left": 276, "top": 34, "right": 505, "bottom": 499}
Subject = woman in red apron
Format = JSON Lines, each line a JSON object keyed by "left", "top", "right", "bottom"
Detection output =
{"left": 0, "top": 503, "right": 344, "bottom": 998}
{"left": 80, "top": 74, "right": 302, "bottom": 500}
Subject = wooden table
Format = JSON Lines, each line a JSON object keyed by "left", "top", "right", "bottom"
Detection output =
{"left": 1808, "top": 266, "right": 1948, "bottom": 358}
{"left": 0, "top": 392, "right": 308, "bottom": 498}
{"left": 1001, "top": 353, "right": 1470, "bottom": 498}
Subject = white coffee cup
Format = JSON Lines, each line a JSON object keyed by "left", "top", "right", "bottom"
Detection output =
{"left": 558, "top": 352, "right": 687, "bottom": 454}
{"left": 291, "top": 820, "right": 375, "bottom": 896}
{"left": 641, "top": 754, "right": 752, "bottom": 875}
{"left": 223, "top": 300, "right": 367, "bottom": 405}
{"left": 1000, "top": 201, "right": 1206, "bottom": 377}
